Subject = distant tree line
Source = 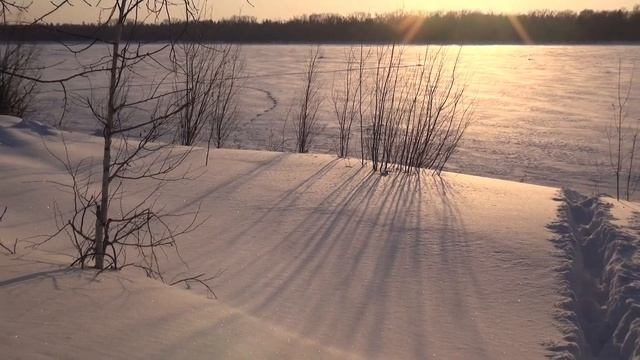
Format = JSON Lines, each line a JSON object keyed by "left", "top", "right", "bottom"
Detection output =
{"left": 2, "top": 8, "right": 640, "bottom": 43}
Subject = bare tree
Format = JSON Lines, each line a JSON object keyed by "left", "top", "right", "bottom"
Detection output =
{"left": 627, "top": 131, "right": 639, "bottom": 200}
{"left": 608, "top": 60, "right": 638, "bottom": 200}
{"left": 295, "top": 46, "right": 323, "bottom": 153}
{"left": 6, "top": 1, "right": 209, "bottom": 280}
{"left": 357, "top": 45, "right": 371, "bottom": 165}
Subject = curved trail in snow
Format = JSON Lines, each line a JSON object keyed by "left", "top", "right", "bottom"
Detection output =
{"left": 242, "top": 85, "right": 278, "bottom": 123}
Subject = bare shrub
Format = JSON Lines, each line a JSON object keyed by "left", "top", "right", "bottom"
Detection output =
{"left": 331, "top": 47, "right": 358, "bottom": 158}
{"left": 174, "top": 42, "right": 242, "bottom": 159}
{"left": 361, "top": 45, "right": 472, "bottom": 175}
{"left": 367, "top": 45, "right": 403, "bottom": 173}
{"left": 207, "top": 46, "right": 242, "bottom": 152}
{"left": 295, "top": 46, "right": 323, "bottom": 153}
{"left": 267, "top": 107, "right": 290, "bottom": 152}
{"left": 0, "top": 43, "right": 39, "bottom": 117}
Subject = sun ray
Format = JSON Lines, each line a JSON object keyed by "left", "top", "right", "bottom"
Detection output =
{"left": 507, "top": 15, "right": 533, "bottom": 44}
{"left": 398, "top": 14, "right": 425, "bottom": 43}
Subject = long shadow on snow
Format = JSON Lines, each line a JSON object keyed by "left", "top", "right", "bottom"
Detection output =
{"left": 218, "top": 166, "right": 490, "bottom": 358}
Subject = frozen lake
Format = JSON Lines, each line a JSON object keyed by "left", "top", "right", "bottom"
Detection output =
{"left": 31, "top": 44, "right": 640, "bottom": 196}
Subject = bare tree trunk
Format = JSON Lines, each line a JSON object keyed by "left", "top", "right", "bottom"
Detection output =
{"left": 616, "top": 96, "right": 622, "bottom": 201}
{"left": 609, "top": 60, "right": 635, "bottom": 201}
{"left": 96, "top": 17, "right": 123, "bottom": 270}
{"left": 358, "top": 45, "right": 365, "bottom": 165}
{"left": 627, "top": 132, "right": 638, "bottom": 201}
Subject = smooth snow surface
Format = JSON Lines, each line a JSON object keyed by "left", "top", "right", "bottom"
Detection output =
{"left": 1, "top": 253, "right": 351, "bottom": 360}
{"left": 3, "top": 117, "right": 636, "bottom": 359}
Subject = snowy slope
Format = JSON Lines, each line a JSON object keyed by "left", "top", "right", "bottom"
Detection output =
{"left": 0, "top": 116, "right": 637, "bottom": 359}
{"left": 1, "top": 252, "right": 354, "bottom": 360}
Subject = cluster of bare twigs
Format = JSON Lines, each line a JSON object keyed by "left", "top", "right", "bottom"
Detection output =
{"left": 267, "top": 111, "right": 289, "bottom": 152}
{"left": 330, "top": 45, "right": 472, "bottom": 174}
{"left": 294, "top": 46, "right": 323, "bottom": 153}
{"left": 169, "top": 269, "right": 226, "bottom": 299}
{"left": 0, "top": 205, "right": 17, "bottom": 255}
{"left": 0, "top": 1, "right": 39, "bottom": 117}
{"left": 173, "top": 41, "right": 242, "bottom": 163}
{"left": 45, "top": 138, "right": 200, "bottom": 271}
{"left": 0, "top": 42, "right": 38, "bottom": 117}
{"left": 0, "top": 0, "right": 28, "bottom": 23}
{"left": 608, "top": 60, "right": 639, "bottom": 201}
{"left": 331, "top": 47, "right": 360, "bottom": 158}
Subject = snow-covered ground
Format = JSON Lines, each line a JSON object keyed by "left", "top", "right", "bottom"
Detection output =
{"left": 1, "top": 116, "right": 639, "bottom": 359}
{"left": 29, "top": 44, "right": 640, "bottom": 197}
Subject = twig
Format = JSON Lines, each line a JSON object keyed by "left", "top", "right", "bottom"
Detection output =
{"left": 169, "top": 270, "right": 225, "bottom": 299}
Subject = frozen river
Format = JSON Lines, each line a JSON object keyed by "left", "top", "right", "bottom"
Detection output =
{"left": 31, "top": 44, "right": 640, "bottom": 196}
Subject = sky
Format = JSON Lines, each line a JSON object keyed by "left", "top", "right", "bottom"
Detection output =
{"left": 26, "top": 0, "right": 640, "bottom": 23}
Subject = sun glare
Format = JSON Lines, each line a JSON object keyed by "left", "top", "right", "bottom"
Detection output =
{"left": 507, "top": 15, "right": 534, "bottom": 44}
{"left": 401, "top": 0, "right": 509, "bottom": 13}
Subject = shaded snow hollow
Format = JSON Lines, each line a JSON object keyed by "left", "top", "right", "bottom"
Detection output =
{"left": 548, "top": 192, "right": 640, "bottom": 359}
{"left": 0, "top": 117, "right": 639, "bottom": 359}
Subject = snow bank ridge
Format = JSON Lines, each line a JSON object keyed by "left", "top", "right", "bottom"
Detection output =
{"left": 548, "top": 190, "right": 640, "bottom": 360}
{"left": 13, "top": 118, "right": 57, "bottom": 136}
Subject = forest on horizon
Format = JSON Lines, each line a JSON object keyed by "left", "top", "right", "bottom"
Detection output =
{"left": 2, "top": 8, "right": 640, "bottom": 44}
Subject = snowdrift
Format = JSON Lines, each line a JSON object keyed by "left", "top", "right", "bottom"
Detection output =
{"left": 1, "top": 117, "right": 639, "bottom": 359}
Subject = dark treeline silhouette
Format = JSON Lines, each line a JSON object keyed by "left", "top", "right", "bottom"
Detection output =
{"left": 3, "top": 8, "right": 640, "bottom": 43}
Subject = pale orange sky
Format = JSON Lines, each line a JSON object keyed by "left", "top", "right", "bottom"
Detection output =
{"left": 27, "top": 0, "right": 640, "bottom": 23}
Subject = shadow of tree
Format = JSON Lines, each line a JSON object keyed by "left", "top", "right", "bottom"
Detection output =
{"left": 190, "top": 160, "right": 491, "bottom": 358}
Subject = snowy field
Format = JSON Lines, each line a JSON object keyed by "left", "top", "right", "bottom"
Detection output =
{"left": 3, "top": 43, "right": 640, "bottom": 359}
{"left": 29, "top": 44, "right": 640, "bottom": 197}
{"left": 1, "top": 116, "right": 640, "bottom": 359}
